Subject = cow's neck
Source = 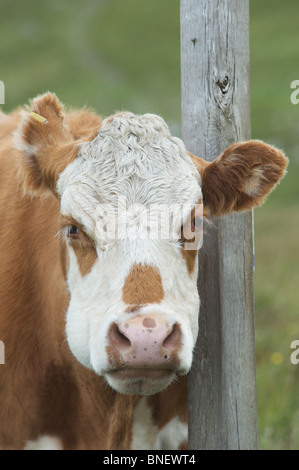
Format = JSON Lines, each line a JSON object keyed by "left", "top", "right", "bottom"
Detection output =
{"left": 61, "top": 355, "right": 187, "bottom": 449}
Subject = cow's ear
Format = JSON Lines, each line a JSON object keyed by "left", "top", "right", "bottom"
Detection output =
{"left": 14, "top": 92, "right": 78, "bottom": 195}
{"left": 190, "top": 140, "right": 288, "bottom": 216}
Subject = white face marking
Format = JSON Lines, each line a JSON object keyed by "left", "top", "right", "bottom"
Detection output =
{"left": 56, "top": 112, "right": 202, "bottom": 393}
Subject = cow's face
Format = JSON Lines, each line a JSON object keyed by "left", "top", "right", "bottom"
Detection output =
{"left": 16, "top": 93, "right": 288, "bottom": 395}
{"left": 56, "top": 112, "right": 203, "bottom": 395}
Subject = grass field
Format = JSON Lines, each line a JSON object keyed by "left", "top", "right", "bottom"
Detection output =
{"left": 1, "top": 0, "right": 299, "bottom": 449}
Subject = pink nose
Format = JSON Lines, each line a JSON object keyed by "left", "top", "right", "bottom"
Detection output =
{"left": 108, "top": 315, "right": 181, "bottom": 369}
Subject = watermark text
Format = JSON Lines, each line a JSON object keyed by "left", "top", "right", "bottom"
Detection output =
{"left": 290, "top": 80, "right": 299, "bottom": 104}
{"left": 0, "top": 80, "right": 4, "bottom": 105}
{"left": 91, "top": 200, "right": 204, "bottom": 251}
{"left": 0, "top": 341, "right": 4, "bottom": 364}
{"left": 290, "top": 340, "right": 299, "bottom": 364}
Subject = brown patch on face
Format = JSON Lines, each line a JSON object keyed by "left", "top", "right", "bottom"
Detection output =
{"left": 60, "top": 215, "right": 97, "bottom": 277}
{"left": 180, "top": 203, "right": 204, "bottom": 274}
{"left": 74, "top": 243, "right": 97, "bottom": 277}
{"left": 59, "top": 234, "right": 70, "bottom": 279}
{"left": 125, "top": 304, "right": 143, "bottom": 314}
{"left": 181, "top": 249, "right": 198, "bottom": 274}
{"left": 122, "top": 264, "right": 164, "bottom": 306}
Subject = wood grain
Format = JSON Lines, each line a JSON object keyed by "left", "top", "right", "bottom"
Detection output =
{"left": 181, "top": 0, "right": 258, "bottom": 450}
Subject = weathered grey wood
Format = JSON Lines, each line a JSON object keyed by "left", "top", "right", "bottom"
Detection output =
{"left": 180, "top": 0, "right": 258, "bottom": 449}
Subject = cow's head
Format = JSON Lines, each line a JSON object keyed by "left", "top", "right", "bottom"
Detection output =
{"left": 15, "top": 93, "right": 288, "bottom": 395}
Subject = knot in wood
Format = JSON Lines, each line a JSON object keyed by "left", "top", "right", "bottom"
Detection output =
{"left": 216, "top": 75, "right": 230, "bottom": 95}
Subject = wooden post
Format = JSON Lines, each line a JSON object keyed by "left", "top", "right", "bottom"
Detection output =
{"left": 180, "top": 0, "right": 258, "bottom": 449}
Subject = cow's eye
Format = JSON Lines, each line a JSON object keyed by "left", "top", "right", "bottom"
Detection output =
{"left": 67, "top": 225, "right": 80, "bottom": 238}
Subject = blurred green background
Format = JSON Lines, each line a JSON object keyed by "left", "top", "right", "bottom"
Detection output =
{"left": 1, "top": 0, "right": 298, "bottom": 450}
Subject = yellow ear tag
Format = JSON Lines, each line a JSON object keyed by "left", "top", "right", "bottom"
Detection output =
{"left": 29, "top": 112, "right": 48, "bottom": 124}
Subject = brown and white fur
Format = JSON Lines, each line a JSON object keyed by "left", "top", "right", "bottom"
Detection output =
{"left": 0, "top": 93, "right": 287, "bottom": 449}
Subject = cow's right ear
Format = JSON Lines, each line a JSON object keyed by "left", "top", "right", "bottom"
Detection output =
{"left": 14, "top": 92, "right": 78, "bottom": 196}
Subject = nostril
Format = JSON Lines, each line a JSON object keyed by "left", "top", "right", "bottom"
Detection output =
{"left": 109, "top": 322, "right": 131, "bottom": 350}
{"left": 162, "top": 323, "right": 181, "bottom": 350}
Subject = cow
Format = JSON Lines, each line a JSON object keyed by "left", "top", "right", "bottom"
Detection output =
{"left": 0, "top": 93, "right": 287, "bottom": 450}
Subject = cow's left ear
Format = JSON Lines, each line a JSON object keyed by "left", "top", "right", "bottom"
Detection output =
{"left": 190, "top": 140, "right": 288, "bottom": 216}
